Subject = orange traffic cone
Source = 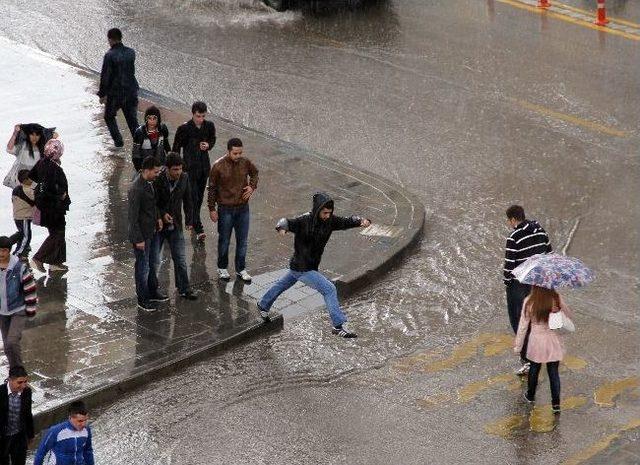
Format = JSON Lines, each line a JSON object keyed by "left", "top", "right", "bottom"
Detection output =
{"left": 594, "top": 0, "right": 609, "bottom": 26}
{"left": 538, "top": 0, "right": 551, "bottom": 8}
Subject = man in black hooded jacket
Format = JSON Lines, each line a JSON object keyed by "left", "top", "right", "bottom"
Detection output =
{"left": 257, "top": 192, "right": 371, "bottom": 338}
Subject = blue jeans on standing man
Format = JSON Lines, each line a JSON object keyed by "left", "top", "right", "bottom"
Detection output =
{"left": 133, "top": 236, "right": 159, "bottom": 304}
{"left": 259, "top": 270, "right": 347, "bottom": 327}
{"left": 153, "top": 228, "right": 190, "bottom": 294}
{"left": 217, "top": 204, "right": 250, "bottom": 272}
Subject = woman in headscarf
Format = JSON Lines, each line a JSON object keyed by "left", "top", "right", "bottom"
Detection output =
{"left": 29, "top": 139, "right": 70, "bottom": 272}
{"left": 4, "top": 124, "right": 47, "bottom": 188}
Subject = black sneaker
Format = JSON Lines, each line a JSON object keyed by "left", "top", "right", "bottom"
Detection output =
{"left": 332, "top": 325, "right": 357, "bottom": 338}
{"left": 179, "top": 291, "right": 198, "bottom": 301}
{"left": 523, "top": 393, "right": 535, "bottom": 405}
{"left": 552, "top": 404, "right": 561, "bottom": 414}
{"left": 149, "top": 293, "right": 169, "bottom": 302}
{"left": 137, "top": 301, "right": 157, "bottom": 312}
{"left": 114, "top": 139, "right": 124, "bottom": 148}
{"left": 257, "top": 303, "right": 271, "bottom": 322}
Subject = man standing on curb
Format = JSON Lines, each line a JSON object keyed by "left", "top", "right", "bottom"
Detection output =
{"left": 154, "top": 153, "right": 198, "bottom": 300}
{"left": 0, "top": 366, "right": 34, "bottom": 465}
{"left": 129, "top": 156, "right": 166, "bottom": 312}
{"left": 503, "top": 204, "right": 552, "bottom": 375}
{"left": 207, "top": 138, "right": 258, "bottom": 283}
{"left": 0, "top": 236, "right": 37, "bottom": 370}
{"left": 258, "top": 192, "right": 370, "bottom": 338}
{"left": 172, "top": 101, "right": 216, "bottom": 243}
{"left": 34, "top": 401, "right": 94, "bottom": 465}
{"left": 98, "top": 28, "right": 139, "bottom": 148}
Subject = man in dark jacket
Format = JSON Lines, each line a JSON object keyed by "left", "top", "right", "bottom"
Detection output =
{"left": 0, "top": 365, "right": 34, "bottom": 465}
{"left": 503, "top": 205, "right": 552, "bottom": 375}
{"left": 153, "top": 153, "right": 197, "bottom": 300}
{"left": 98, "top": 28, "right": 139, "bottom": 148}
{"left": 172, "top": 101, "right": 216, "bottom": 242}
{"left": 258, "top": 193, "right": 371, "bottom": 338}
{"left": 128, "top": 156, "right": 164, "bottom": 311}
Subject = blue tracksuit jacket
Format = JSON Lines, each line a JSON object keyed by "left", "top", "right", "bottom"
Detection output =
{"left": 34, "top": 420, "right": 94, "bottom": 465}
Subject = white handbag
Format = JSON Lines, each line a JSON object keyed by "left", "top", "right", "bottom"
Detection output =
{"left": 549, "top": 311, "right": 575, "bottom": 333}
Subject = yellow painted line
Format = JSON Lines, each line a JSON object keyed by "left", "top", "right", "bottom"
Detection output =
{"left": 594, "top": 376, "right": 640, "bottom": 407}
{"left": 529, "top": 396, "right": 587, "bottom": 433}
{"left": 561, "top": 418, "right": 640, "bottom": 465}
{"left": 495, "top": 0, "right": 640, "bottom": 42}
{"left": 513, "top": 98, "right": 630, "bottom": 137}
{"left": 552, "top": 1, "right": 640, "bottom": 29}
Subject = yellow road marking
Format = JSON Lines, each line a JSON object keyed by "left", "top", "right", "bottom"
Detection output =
{"left": 423, "top": 333, "right": 513, "bottom": 373}
{"left": 495, "top": 0, "right": 640, "bottom": 42}
{"left": 594, "top": 377, "right": 640, "bottom": 407}
{"left": 563, "top": 355, "right": 588, "bottom": 371}
{"left": 513, "top": 98, "right": 630, "bottom": 137}
{"left": 485, "top": 414, "right": 526, "bottom": 438}
{"left": 529, "top": 396, "right": 587, "bottom": 432}
{"left": 561, "top": 419, "right": 640, "bottom": 465}
{"left": 551, "top": 1, "right": 640, "bottom": 29}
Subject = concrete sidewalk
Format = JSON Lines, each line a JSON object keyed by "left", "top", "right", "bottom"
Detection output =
{"left": 0, "top": 38, "right": 424, "bottom": 431}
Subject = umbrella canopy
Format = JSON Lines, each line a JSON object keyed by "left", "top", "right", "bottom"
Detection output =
{"left": 512, "top": 253, "right": 595, "bottom": 289}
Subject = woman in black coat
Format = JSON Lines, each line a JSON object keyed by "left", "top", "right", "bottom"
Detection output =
{"left": 29, "top": 139, "right": 70, "bottom": 272}
{"left": 131, "top": 105, "right": 171, "bottom": 171}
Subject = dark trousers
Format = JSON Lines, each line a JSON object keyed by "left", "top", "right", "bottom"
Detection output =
{"left": 12, "top": 220, "right": 32, "bottom": 257}
{"left": 0, "top": 432, "right": 28, "bottom": 465}
{"left": 133, "top": 237, "right": 159, "bottom": 304}
{"left": 154, "top": 228, "right": 190, "bottom": 294}
{"left": 33, "top": 227, "right": 66, "bottom": 265}
{"left": 104, "top": 94, "right": 139, "bottom": 145}
{"left": 217, "top": 205, "right": 250, "bottom": 271}
{"left": 527, "top": 361, "right": 561, "bottom": 407}
{"left": 189, "top": 170, "right": 208, "bottom": 234}
{"left": 506, "top": 281, "right": 531, "bottom": 362}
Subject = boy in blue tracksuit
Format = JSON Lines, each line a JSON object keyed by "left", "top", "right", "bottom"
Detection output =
{"left": 34, "top": 401, "right": 94, "bottom": 465}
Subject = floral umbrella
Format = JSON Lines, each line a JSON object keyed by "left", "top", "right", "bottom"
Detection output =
{"left": 512, "top": 253, "right": 595, "bottom": 289}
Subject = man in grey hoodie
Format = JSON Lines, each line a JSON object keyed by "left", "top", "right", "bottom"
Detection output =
{"left": 128, "top": 156, "right": 165, "bottom": 311}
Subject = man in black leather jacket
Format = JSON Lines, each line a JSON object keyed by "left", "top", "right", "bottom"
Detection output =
{"left": 98, "top": 28, "right": 140, "bottom": 148}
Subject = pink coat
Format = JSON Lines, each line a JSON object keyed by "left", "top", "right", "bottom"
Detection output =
{"left": 514, "top": 296, "right": 573, "bottom": 363}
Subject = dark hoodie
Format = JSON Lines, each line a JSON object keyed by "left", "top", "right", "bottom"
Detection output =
{"left": 503, "top": 219, "right": 553, "bottom": 284}
{"left": 277, "top": 192, "right": 363, "bottom": 272}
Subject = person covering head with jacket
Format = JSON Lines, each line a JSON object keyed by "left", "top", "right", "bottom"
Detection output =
{"left": 0, "top": 365, "right": 34, "bottom": 465}
{"left": 34, "top": 401, "right": 94, "bottom": 465}
{"left": 0, "top": 236, "right": 37, "bottom": 370}
{"left": 132, "top": 106, "right": 171, "bottom": 171}
{"left": 257, "top": 192, "right": 371, "bottom": 338}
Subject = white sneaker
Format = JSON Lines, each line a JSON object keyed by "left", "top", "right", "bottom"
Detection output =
{"left": 237, "top": 270, "right": 252, "bottom": 283}
{"left": 516, "top": 362, "right": 531, "bottom": 376}
{"left": 218, "top": 268, "right": 231, "bottom": 280}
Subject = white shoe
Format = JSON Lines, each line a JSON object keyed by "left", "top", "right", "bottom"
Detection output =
{"left": 218, "top": 268, "right": 231, "bottom": 280}
{"left": 516, "top": 362, "right": 531, "bottom": 376}
{"left": 237, "top": 270, "right": 252, "bottom": 283}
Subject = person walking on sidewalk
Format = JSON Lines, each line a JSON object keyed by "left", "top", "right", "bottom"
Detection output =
{"left": 132, "top": 106, "right": 171, "bottom": 171}
{"left": 34, "top": 401, "right": 94, "bottom": 465}
{"left": 129, "top": 156, "right": 166, "bottom": 311}
{"left": 4, "top": 124, "right": 46, "bottom": 189}
{"left": 172, "top": 101, "right": 216, "bottom": 242}
{"left": 0, "top": 237, "right": 37, "bottom": 370}
{"left": 0, "top": 366, "right": 34, "bottom": 465}
{"left": 11, "top": 171, "right": 35, "bottom": 261}
{"left": 28, "top": 140, "right": 70, "bottom": 273}
{"left": 514, "top": 286, "right": 572, "bottom": 413}
{"left": 503, "top": 205, "right": 552, "bottom": 375}
{"left": 207, "top": 138, "right": 258, "bottom": 283}
{"left": 258, "top": 192, "right": 371, "bottom": 338}
{"left": 98, "top": 27, "right": 139, "bottom": 148}
{"left": 153, "top": 153, "right": 197, "bottom": 300}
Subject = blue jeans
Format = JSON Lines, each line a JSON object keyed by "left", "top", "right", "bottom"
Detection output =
{"left": 133, "top": 237, "right": 159, "bottom": 303}
{"left": 154, "top": 228, "right": 190, "bottom": 294}
{"left": 259, "top": 270, "right": 347, "bottom": 327}
{"left": 217, "top": 205, "right": 250, "bottom": 271}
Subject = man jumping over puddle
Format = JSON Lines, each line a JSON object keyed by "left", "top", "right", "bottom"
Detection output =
{"left": 258, "top": 192, "right": 371, "bottom": 338}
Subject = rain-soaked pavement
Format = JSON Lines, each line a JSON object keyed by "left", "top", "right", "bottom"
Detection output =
{"left": 0, "top": 0, "right": 639, "bottom": 463}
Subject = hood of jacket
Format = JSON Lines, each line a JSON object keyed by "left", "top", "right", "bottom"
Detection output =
{"left": 312, "top": 192, "right": 334, "bottom": 220}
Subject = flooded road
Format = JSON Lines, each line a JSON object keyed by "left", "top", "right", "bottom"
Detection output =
{"left": 1, "top": 0, "right": 638, "bottom": 462}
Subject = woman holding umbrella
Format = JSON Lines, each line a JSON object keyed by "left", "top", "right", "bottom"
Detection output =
{"left": 512, "top": 253, "right": 594, "bottom": 413}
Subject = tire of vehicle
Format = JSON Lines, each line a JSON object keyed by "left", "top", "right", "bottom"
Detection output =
{"left": 264, "top": 0, "right": 289, "bottom": 11}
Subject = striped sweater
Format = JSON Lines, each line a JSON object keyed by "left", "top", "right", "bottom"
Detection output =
{"left": 503, "top": 220, "right": 552, "bottom": 284}
{"left": 0, "top": 255, "right": 37, "bottom": 315}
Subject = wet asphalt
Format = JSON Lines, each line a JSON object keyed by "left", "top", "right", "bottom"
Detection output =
{"left": 0, "top": 0, "right": 638, "bottom": 463}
